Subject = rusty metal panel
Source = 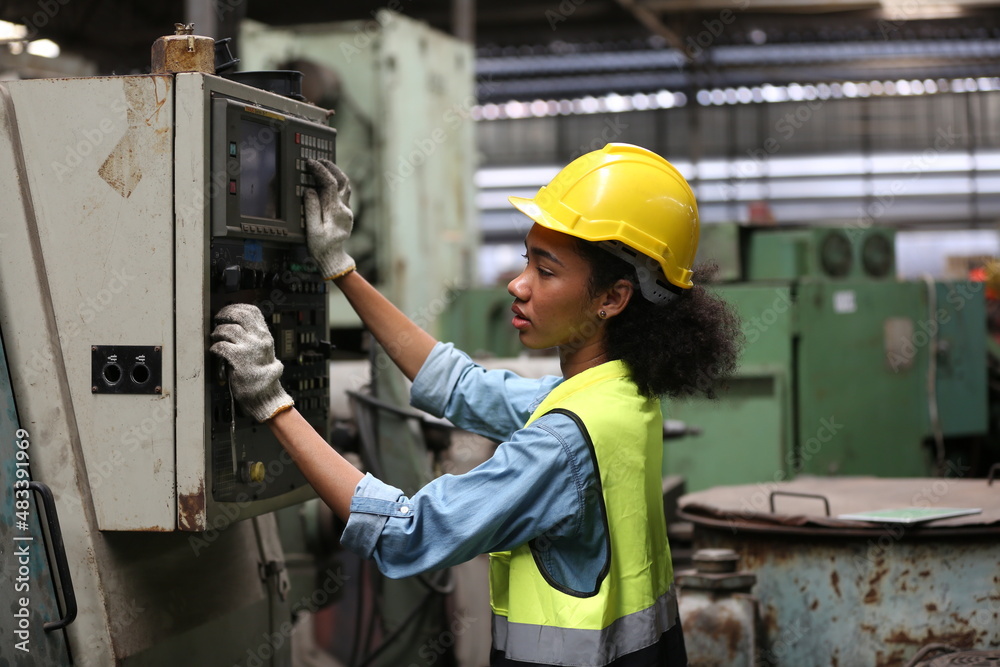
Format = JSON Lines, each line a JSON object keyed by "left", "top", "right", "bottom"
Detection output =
{"left": 4, "top": 75, "right": 178, "bottom": 531}
{"left": 680, "top": 478, "right": 1000, "bottom": 666}
{"left": 692, "top": 531, "right": 1000, "bottom": 666}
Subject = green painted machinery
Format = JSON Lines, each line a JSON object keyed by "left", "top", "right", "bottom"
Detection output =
{"left": 664, "top": 223, "right": 989, "bottom": 491}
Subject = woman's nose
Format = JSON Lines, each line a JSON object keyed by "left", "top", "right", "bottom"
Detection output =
{"left": 508, "top": 269, "right": 528, "bottom": 300}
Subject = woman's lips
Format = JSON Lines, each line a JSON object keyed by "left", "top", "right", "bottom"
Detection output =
{"left": 511, "top": 305, "right": 531, "bottom": 330}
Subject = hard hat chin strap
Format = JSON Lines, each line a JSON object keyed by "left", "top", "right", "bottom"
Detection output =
{"left": 598, "top": 240, "right": 683, "bottom": 305}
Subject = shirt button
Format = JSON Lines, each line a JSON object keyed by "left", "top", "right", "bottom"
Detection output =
{"left": 399, "top": 506, "right": 409, "bottom": 514}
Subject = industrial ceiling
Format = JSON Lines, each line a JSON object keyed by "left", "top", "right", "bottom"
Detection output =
{"left": 2, "top": 0, "right": 999, "bottom": 81}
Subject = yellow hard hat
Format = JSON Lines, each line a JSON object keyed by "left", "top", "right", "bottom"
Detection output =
{"left": 509, "top": 143, "right": 699, "bottom": 292}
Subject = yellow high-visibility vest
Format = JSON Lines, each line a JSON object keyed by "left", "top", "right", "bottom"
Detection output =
{"left": 489, "top": 360, "right": 677, "bottom": 666}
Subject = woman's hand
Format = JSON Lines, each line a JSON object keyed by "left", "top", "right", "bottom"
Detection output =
{"left": 305, "top": 159, "right": 437, "bottom": 381}
{"left": 210, "top": 304, "right": 363, "bottom": 519}
{"left": 209, "top": 303, "right": 294, "bottom": 422}
{"left": 305, "top": 158, "right": 356, "bottom": 280}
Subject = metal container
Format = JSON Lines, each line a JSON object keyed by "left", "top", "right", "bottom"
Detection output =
{"left": 679, "top": 478, "right": 1000, "bottom": 667}
{"left": 677, "top": 548, "right": 759, "bottom": 666}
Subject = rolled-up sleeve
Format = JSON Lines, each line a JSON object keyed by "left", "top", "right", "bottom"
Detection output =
{"left": 339, "top": 412, "right": 597, "bottom": 581}
{"left": 410, "top": 342, "right": 561, "bottom": 442}
{"left": 340, "top": 474, "right": 412, "bottom": 559}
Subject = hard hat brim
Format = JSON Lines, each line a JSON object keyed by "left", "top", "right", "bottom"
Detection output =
{"left": 509, "top": 195, "right": 576, "bottom": 237}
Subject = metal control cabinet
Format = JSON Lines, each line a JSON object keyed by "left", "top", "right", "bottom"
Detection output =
{"left": 0, "top": 73, "right": 334, "bottom": 533}
{"left": 0, "top": 71, "right": 347, "bottom": 666}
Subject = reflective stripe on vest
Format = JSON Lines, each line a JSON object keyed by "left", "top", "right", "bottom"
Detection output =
{"left": 493, "top": 586, "right": 679, "bottom": 667}
{"left": 490, "top": 360, "right": 675, "bottom": 666}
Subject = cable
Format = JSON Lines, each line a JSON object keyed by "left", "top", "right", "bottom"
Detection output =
{"left": 347, "top": 557, "right": 367, "bottom": 667}
{"left": 355, "top": 589, "right": 437, "bottom": 667}
{"left": 226, "top": 362, "right": 239, "bottom": 479}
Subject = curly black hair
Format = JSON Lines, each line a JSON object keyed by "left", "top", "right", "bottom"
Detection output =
{"left": 574, "top": 238, "right": 744, "bottom": 400}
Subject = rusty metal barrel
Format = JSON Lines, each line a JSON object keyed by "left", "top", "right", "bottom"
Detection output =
{"left": 678, "top": 477, "right": 1000, "bottom": 667}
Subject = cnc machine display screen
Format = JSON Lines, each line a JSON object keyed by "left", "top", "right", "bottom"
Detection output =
{"left": 213, "top": 96, "right": 336, "bottom": 241}
{"left": 239, "top": 119, "right": 279, "bottom": 219}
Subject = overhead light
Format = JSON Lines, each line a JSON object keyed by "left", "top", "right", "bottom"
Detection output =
{"left": 470, "top": 74, "right": 1000, "bottom": 122}
{"left": 0, "top": 20, "right": 28, "bottom": 41}
{"left": 1, "top": 20, "right": 28, "bottom": 54}
{"left": 880, "top": 1, "right": 964, "bottom": 20}
{"left": 1, "top": 21, "right": 61, "bottom": 59}
{"left": 27, "top": 39, "right": 60, "bottom": 58}
{"left": 657, "top": 90, "right": 676, "bottom": 108}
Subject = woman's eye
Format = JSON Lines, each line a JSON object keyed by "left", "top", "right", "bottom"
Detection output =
{"left": 522, "top": 252, "right": 552, "bottom": 276}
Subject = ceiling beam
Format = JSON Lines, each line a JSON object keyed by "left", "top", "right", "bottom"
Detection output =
{"left": 612, "top": 0, "right": 690, "bottom": 57}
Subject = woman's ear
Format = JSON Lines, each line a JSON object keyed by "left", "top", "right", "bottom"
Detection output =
{"left": 601, "top": 279, "right": 634, "bottom": 318}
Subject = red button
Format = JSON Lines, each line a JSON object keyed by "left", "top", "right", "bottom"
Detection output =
{"left": 229, "top": 180, "right": 237, "bottom": 194}
{"left": 295, "top": 132, "right": 301, "bottom": 144}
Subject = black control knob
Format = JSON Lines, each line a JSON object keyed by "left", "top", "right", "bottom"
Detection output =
{"left": 223, "top": 265, "right": 241, "bottom": 292}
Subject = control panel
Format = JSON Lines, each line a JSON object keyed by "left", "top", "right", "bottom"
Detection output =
{"left": 207, "top": 87, "right": 337, "bottom": 506}
{"left": 208, "top": 240, "right": 328, "bottom": 501}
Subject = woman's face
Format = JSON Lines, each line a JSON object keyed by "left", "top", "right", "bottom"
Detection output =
{"left": 507, "top": 224, "right": 604, "bottom": 351}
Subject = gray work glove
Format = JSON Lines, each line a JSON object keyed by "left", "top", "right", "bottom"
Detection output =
{"left": 209, "top": 303, "right": 294, "bottom": 422}
{"left": 305, "top": 158, "right": 356, "bottom": 280}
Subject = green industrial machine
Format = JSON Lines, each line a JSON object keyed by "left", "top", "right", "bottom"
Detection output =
{"left": 664, "top": 223, "right": 989, "bottom": 491}
{"left": 241, "top": 15, "right": 485, "bottom": 667}
{"left": 440, "top": 224, "right": 992, "bottom": 492}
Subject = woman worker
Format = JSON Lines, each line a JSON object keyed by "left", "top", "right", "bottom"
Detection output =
{"left": 210, "top": 143, "right": 742, "bottom": 666}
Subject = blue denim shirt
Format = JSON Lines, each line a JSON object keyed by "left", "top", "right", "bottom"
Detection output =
{"left": 340, "top": 342, "right": 608, "bottom": 593}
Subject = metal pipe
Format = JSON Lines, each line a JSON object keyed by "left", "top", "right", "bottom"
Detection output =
{"left": 184, "top": 0, "right": 218, "bottom": 39}
{"left": 451, "top": 0, "right": 476, "bottom": 43}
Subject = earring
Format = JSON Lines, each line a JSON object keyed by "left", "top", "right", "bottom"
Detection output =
{"left": 599, "top": 310, "right": 607, "bottom": 319}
